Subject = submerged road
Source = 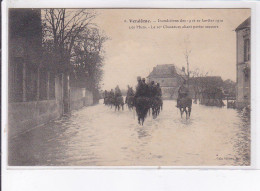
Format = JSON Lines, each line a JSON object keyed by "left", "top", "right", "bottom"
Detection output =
{"left": 9, "top": 100, "right": 250, "bottom": 166}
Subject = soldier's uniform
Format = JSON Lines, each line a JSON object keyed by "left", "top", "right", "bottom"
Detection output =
{"left": 156, "top": 83, "right": 162, "bottom": 97}
{"left": 141, "top": 78, "right": 149, "bottom": 97}
{"left": 135, "top": 77, "right": 143, "bottom": 97}
{"left": 104, "top": 90, "right": 108, "bottom": 98}
{"left": 115, "top": 86, "right": 122, "bottom": 97}
{"left": 149, "top": 81, "right": 157, "bottom": 97}
{"left": 109, "top": 90, "right": 115, "bottom": 99}
{"left": 127, "top": 87, "right": 134, "bottom": 96}
{"left": 177, "top": 82, "right": 189, "bottom": 108}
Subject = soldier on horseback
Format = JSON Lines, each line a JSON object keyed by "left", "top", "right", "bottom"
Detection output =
{"left": 156, "top": 83, "right": 162, "bottom": 97}
{"left": 115, "top": 85, "right": 122, "bottom": 97}
{"left": 103, "top": 90, "right": 108, "bottom": 104}
{"left": 114, "top": 85, "right": 124, "bottom": 111}
{"left": 148, "top": 81, "right": 157, "bottom": 98}
{"left": 177, "top": 80, "right": 189, "bottom": 108}
{"left": 135, "top": 77, "right": 147, "bottom": 98}
{"left": 109, "top": 89, "right": 115, "bottom": 98}
{"left": 126, "top": 85, "right": 134, "bottom": 104}
{"left": 134, "top": 77, "right": 150, "bottom": 125}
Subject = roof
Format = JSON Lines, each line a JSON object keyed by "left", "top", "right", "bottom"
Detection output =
{"left": 147, "top": 64, "right": 186, "bottom": 78}
{"left": 235, "top": 17, "right": 251, "bottom": 31}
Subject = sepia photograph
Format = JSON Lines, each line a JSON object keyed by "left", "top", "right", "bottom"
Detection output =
{"left": 7, "top": 8, "right": 251, "bottom": 166}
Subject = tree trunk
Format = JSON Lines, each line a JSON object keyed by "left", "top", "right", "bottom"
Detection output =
{"left": 63, "top": 72, "right": 70, "bottom": 114}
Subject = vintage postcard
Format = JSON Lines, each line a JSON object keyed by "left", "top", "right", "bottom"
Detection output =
{"left": 6, "top": 8, "right": 252, "bottom": 167}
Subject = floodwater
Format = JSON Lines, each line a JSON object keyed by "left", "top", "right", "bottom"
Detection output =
{"left": 8, "top": 99, "right": 250, "bottom": 166}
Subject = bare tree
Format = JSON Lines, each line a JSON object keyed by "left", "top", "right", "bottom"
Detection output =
{"left": 42, "top": 9, "right": 97, "bottom": 113}
{"left": 42, "top": 9, "right": 97, "bottom": 72}
{"left": 190, "top": 68, "right": 208, "bottom": 103}
{"left": 72, "top": 28, "right": 108, "bottom": 103}
{"left": 183, "top": 36, "right": 192, "bottom": 83}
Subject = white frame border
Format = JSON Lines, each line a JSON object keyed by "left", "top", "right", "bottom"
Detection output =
{"left": 2, "top": 0, "right": 259, "bottom": 171}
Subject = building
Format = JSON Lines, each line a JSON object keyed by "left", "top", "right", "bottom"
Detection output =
{"left": 8, "top": 9, "right": 64, "bottom": 138}
{"left": 8, "top": 9, "right": 93, "bottom": 138}
{"left": 235, "top": 17, "right": 251, "bottom": 109}
{"left": 147, "top": 64, "right": 187, "bottom": 99}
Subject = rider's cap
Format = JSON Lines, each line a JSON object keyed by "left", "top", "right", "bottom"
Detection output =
{"left": 142, "top": 78, "right": 146, "bottom": 81}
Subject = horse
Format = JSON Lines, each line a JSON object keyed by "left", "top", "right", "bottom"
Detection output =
{"left": 150, "top": 96, "right": 162, "bottom": 119}
{"left": 104, "top": 97, "right": 109, "bottom": 105}
{"left": 178, "top": 97, "right": 192, "bottom": 119}
{"left": 114, "top": 96, "right": 124, "bottom": 111}
{"left": 135, "top": 96, "right": 150, "bottom": 125}
{"left": 126, "top": 95, "right": 135, "bottom": 110}
{"left": 106, "top": 97, "right": 114, "bottom": 108}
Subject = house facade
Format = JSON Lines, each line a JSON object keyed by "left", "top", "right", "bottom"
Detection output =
{"left": 147, "top": 64, "right": 187, "bottom": 99}
{"left": 8, "top": 9, "right": 64, "bottom": 138}
{"left": 8, "top": 9, "right": 93, "bottom": 138}
{"left": 235, "top": 17, "right": 251, "bottom": 109}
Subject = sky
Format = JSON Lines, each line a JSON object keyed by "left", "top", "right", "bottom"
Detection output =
{"left": 92, "top": 9, "right": 250, "bottom": 90}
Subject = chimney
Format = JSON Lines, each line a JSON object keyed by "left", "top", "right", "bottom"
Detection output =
{"left": 182, "top": 67, "right": 185, "bottom": 72}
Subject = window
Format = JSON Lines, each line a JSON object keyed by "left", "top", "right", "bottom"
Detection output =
{"left": 244, "top": 39, "right": 250, "bottom": 62}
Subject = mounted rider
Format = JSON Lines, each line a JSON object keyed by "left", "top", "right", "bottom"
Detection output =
{"left": 115, "top": 85, "right": 122, "bottom": 98}
{"left": 177, "top": 80, "right": 189, "bottom": 108}
{"left": 104, "top": 90, "right": 108, "bottom": 99}
{"left": 127, "top": 85, "right": 134, "bottom": 96}
{"left": 109, "top": 89, "right": 115, "bottom": 99}
{"left": 148, "top": 81, "right": 157, "bottom": 98}
{"left": 135, "top": 77, "right": 146, "bottom": 97}
{"left": 103, "top": 90, "right": 108, "bottom": 104}
{"left": 126, "top": 85, "right": 135, "bottom": 104}
{"left": 142, "top": 78, "right": 149, "bottom": 97}
{"left": 156, "top": 83, "right": 162, "bottom": 97}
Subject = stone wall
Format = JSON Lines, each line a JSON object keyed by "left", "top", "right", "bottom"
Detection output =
{"left": 236, "top": 28, "right": 250, "bottom": 109}
{"left": 8, "top": 100, "right": 62, "bottom": 138}
{"left": 8, "top": 76, "right": 63, "bottom": 138}
{"left": 70, "top": 87, "right": 93, "bottom": 110}
{"left": 8, "top": 77, "right": 94, "bottom": 138}
{"left": 84, "top": 90, "right": 94, "bottom": 106}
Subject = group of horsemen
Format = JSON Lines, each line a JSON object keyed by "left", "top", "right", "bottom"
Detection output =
{"left": 103, "top": 76, "right": 190, "bottom": 109}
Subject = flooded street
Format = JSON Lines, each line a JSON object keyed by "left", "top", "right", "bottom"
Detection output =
{"left": 9, "top": 100, "right": 250, "bottom": 166}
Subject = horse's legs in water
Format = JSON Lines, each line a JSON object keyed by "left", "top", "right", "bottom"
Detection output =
{"left": 184, "top": 107, "right": 188, "bottom": 119}
{"left": 122, "top": 104, "right": 124, "bottom": 111}
{"left": 180, "top": 108, "right": 183, "bottom": 118}
{"left": 188, "top": 106, "right": 192, "bottom": 117}
{"left": 138, "top": 117, "right": 141, "bottom": 125}
{"left": 141, "top": 118, "right": 144, "bottom": 126}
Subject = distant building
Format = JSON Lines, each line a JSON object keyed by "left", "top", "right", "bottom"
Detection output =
{"left": 147, "top": 64, "right": 187, "bottom": 99}
{"left": 235, "top": 17, "right": 250, "bottom": 109}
